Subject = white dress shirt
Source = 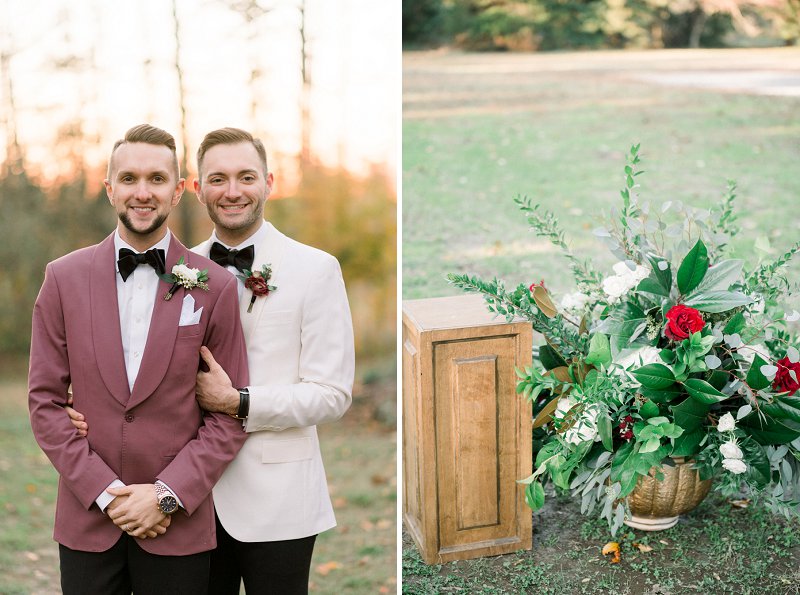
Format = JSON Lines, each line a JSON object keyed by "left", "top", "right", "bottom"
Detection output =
{"left": 95, "top": 230, "right": 178, "bottom": 513}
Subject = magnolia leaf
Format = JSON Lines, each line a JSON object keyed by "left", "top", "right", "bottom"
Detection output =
{"left": 739, "top": 414, "right": 800, "bottom": 445}
{"left": 586, "top": 333, "right": 612, "bottom": 366}
{"left": 684, "top": 378, "right": 729, "bottom": 404}
{"left": 539, "top": 343, "right": 568, "bottom": 371}
{"left": 545, "top": 366, "right": 572, "bottom": 385}
{"left": 525, "top": 481, "right": 545, "bottom": 511}
{"left": 631, "top": 364, "right": 676, "bottom": 390}
{"left": 672, "top": 428, "right": 704, "bottom": 456}
{"left": 677, "top": 239, "right": 709, "bottom": 294}
{"left": 639, "top": 399, "right": 660, "bottom": 419}
{"left": 746, "top": 354, "right": 771, "bottom": 390}
{"left": 764, "top": 395, "right": 800, "bottom": 423}
{"left": 671, "top": 397, "right": 711, "bottom": 431}
{"left": 645, "top": 253, "right": 673, "bottom": 295}
{"left": 532, "top": 396, "right": 561, "bottom": 429}
{"left": 598, "top": 412, "right": 613, "bottom": 452}
{"left": 638, "top": 385, "right": 683, "bottom": 403}
{"left": 684, "top": 291, "right": 753, "bottom": 313}
{"left": 690, "top": 259, "right": 744, "bottom": 294}
{"left": 637, "top": 278, "right": 670, "bottom": 299}
{"left": 723, "top": 312, "right": 746, "bottom": 335}
{"left": 532, "top": 286, "right": 558, "bottom": 318}
{"left": 602, "top": 541, "right": 621, "bottom": 564}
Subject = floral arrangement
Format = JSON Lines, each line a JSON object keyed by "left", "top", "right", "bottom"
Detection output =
{"left": 160, "top": 256, "right": 209, "bottom": 300}
{"left": 449, "top": 145, "right": 800, "bottom": 534}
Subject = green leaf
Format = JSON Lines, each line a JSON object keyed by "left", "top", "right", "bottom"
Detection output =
{"left": 640, "top": 438, "right": 662, "bottom": 453}
{"left": 671, "top": 398, "right": 710, "bottom": 432}
{"left": 538, "top": 344, "right": 568, "bottom": 371}
{"left": 744, "top": 442, "right": 771, "bottom": 488}
{"left": 746, "top": 354, "right": 771, "bottom": 391}
{"left": 683, "top": 378, "right": 729, "bottom": 404}
{"left": 677, "top": 239, "right": 709, "bottom": 294}
{"left": 690, "top": 259, "right": 744, "bottom": 294}
{"left": 739, "top": 414, "right": 800, "bottom": 445}
{"left": 671, "top": 428, "right": 704, "bottom": 456}
{"left": 638, "top": 385, "right": 684, "bottom": 404}
{"left": 630, "top": 363, "right": 676, "bottom": 390}
{"left": 525, "top": 481, "right": 545, "bottom": 511}
{"left": 772, "top": 395, "right": 800, "bottom": 423}
{"left": 723, "top": 312, "right": 746, "bottom": 335}
{"left": 585, "top": 333, "right": 612, "bottom": 367}
{"left": 645, "top": 254, "right": 672, "bottom": 296}
{"left": 637, "top": 277, "right": 670, "bottom": 299}
{"left": 684, "top": 290, "right": 753, "bottom": 313}
{"left": 639, "top": 399, "right": 660, "bottom": 419}
{"left": 598, "top": 412, "right": 613, "bottom": 452}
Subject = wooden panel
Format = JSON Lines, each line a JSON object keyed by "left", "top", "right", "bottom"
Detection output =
{"left": 434, "top": 336, "right": 518, "bottom": 550}
{"left": 402, "top": 337, "right": 421, "bottom": 530}
{"left": 453, "top": 356, "right": 499, "bottom": 530}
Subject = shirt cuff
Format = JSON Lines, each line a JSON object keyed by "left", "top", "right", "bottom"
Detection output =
{"left": 96, "top": 479, "right": 125, "bottom": 513}
{"left": 155, "top": 480, "right": 184, "bottom": 509}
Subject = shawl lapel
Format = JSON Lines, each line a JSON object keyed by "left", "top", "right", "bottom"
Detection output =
{"left": 90, "top": 234, "right": 130, "bottom": 406}
{"left": 125, "top": 234, "right": 187, "bottom": 411}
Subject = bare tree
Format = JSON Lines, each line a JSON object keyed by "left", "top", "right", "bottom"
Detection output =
{"left": 171, "top": 0, "right": 195, "bottom": 245}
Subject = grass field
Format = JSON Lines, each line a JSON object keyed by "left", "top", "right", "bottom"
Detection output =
{"left": 402, "top": 48, "right": 800, "bottom": 593}
{"left": 403, "top": 48, "right": 800, "bottom": 301}
{"left": 0, "top": 372, "right": 396, "bottom": 595}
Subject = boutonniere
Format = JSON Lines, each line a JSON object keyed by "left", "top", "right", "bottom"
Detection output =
{"left": 159, "top": 256, "right": 210, "bottom": 300}
{"left": 237, "top": 264, "right": 277, "bottom": 313}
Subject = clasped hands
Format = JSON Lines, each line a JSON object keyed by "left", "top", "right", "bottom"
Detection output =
{"left": 106, "top": 484, "right": 171, "bottom": 540}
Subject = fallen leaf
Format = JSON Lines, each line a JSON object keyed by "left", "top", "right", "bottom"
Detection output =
{"left": 371, "top": 474, "right": 388, "bottom": 485}
{"left": 333, "top": 497, "right": 348, "bottom": 508}
{"left": 315, "top": 561, "right": 342, "bottom": 576}
{"left": 582, "top": 578, "right": 591, "bottom": 583}
{"left": 730, "top": 498, "right": 750, "bottom": 509}
{"left": 24, "top": 551, "right": 39, "bottom": 561}
{"left": 632, "top": 542, "right": 653, "bottom": 553}
{"left": 601, "top": 541, "right": 621, "bottom": 564}
{"left": 659, "top": 539, "right": 669, "bottom": 545}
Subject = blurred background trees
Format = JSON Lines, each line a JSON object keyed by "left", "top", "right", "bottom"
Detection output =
{"left": 0, "top": 0, "right": 396, "bottom": 386}
{"left": 403, "top": 0, "right": 800, "bottom": 49}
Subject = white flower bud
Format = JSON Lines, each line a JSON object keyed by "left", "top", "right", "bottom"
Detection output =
{"left": 717, "top": 412, "right": 736, "bottom": 433}
{"left": 719, "top": 441, "right": 743, "bottom": 460}
{"left": 722, "top": 458, "right": 747, "bottom": 475}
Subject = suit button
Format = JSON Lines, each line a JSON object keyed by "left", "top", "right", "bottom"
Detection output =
{"left": 125, "top": 414, "right": 134, "bottom": 423}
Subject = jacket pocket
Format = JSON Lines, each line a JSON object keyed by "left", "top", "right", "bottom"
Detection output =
{"left": 261, "top": 437, "right": 313, "bottom": 464}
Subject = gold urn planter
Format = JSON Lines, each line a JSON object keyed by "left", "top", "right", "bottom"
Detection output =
{"left": 624, "top": 457, "right": 712, "bottom": 531}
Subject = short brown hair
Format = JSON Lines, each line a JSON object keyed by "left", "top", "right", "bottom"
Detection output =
{"left": 107, "top": 124, "right": 179, "bottom": 179}
{"left": 196, "top": 127, "right": 268, "bottom": 178}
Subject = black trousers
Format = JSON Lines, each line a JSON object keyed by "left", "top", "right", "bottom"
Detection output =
{"left": 208, "top": 515, "right": 317, "bottom": 595}
{"left": 59, "top": 533, "right": 210, "bottom": 595}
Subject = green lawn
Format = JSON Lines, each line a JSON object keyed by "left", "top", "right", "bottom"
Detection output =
{"left": 403, "top": 49, "right": 800, "bottom": 301}
{"left": 0, "top": 375, "right": 396, "bottom": 595}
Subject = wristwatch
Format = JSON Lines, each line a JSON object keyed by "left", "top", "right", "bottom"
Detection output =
{"left": 155, "top": 483, "right": 178, "bottom": 515}
{"left": 233, "top": 387, "right": 250, "bottom": 420}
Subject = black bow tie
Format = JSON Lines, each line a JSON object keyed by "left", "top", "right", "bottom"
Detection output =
{"left": 117, "top": 248, "right": 166, "bottom": 281}
{"left": 209, "top": 242, "right": 255, "bottom": 274}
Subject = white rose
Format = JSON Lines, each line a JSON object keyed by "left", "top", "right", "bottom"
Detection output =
{"left": 563, "top": 404, "right": 602, "bottom": 444}
{"left": 560, "top": 292, "right": 590, "bottom": 311}
{"left": 717, "top": 412, "right": 736, "bottom": 433}
{"left": 722, "top": 458, "right": 747, "bottom": 475}
{"left": 554, "top": 396, "right": 577, "bottom": 420}
{"left": 602, "top": 275, "right": 629, "bottom": 299}
{"left": 173, "top": 264, "right": 199, "bottom": 283}
{"left": 719, "top": 441, "right": 743, "bottom": 460}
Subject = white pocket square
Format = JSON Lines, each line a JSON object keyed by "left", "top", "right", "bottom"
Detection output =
{"left": 179, "top": 294, "right": 203, "bottom": 326}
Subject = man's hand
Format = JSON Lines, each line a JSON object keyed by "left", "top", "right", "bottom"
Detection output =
{"left": 65, "top": 394, "right": 88, "bottom": 437}
{"left": 196, "top": 346, "right": 240, "bottom": 416}
{"left": 106, "top": 484, "right": 168, "bottom": 539}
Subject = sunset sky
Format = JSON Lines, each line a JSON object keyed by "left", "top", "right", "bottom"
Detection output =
{"left": 1, "top": 0, "right": 398, "bottom": 186}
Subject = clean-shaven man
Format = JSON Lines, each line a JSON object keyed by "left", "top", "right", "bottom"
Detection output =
{"left": 30, "top": 124, "right": 249, "bottom": 594}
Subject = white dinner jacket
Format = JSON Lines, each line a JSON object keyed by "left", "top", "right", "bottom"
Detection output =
{"left": 193, "top": 221, "right": 355, "bottom": 542}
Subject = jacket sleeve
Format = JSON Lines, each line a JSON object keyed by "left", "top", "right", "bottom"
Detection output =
{"left": 28, "top": 263, "right": 119, "bottom": 510}
{"left": 244, "top": 255, "right": 355, "bottom": 432}
{"left": 156, "top": 274, "right": 250, "bottom": 514}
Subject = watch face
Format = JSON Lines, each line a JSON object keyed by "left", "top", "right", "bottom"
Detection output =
{"left": 159, "top": 496, "right": 178, "bottom": 514}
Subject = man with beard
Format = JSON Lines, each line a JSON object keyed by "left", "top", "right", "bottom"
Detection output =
{"left": 30, "top": 124, "right": 249, "bottom": 594}
{"left": 67, "top": 127, "right": 355, "bottom": 594}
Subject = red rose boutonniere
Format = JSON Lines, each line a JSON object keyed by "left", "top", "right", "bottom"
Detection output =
{"left": 237, "top": 264, "right": 277, "bottom": 313}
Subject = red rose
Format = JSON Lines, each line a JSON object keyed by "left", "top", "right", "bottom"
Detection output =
{"left": 664, "top": 305, "right": 705, "bottom": 341}
{"left": 245, "top": 275, "right": 270, "bottom": 297}
{"left": 773, "top": 356, "right": 800, "bottom": 395}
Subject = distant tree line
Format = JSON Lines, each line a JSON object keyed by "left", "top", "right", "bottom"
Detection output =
{"left": 403, "top": 0, "right": 800, "bottom": 50}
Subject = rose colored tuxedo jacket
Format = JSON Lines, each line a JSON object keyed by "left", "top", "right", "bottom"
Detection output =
{"left": 28, "top": 232, "right": 249, "bottom": 555}
{"left": 194, "top": 222, "right": 354, "bottom": 542}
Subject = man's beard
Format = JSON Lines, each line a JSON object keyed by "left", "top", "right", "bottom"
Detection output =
{"left": 118, "top": 211, "right": 168, "bottom": 237}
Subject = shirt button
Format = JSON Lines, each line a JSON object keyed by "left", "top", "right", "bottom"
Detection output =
{"left": 125, "top": 414, "right": 134, "bottom": 423}
{"left": 137, "top": 284, "right": 143, "bottom": 290}
{"left": 133, "top": 351, "right": 140, "bottom": 358}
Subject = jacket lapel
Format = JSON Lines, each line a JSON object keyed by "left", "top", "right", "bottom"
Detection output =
{"left": 240, "top": 222, "right": 287, "bottom": 343}
{"left": 91, "top": 234, "right": 130, "bottom": 406}
{"left": 126, "top": 234, "right": 186, "bottom": 411}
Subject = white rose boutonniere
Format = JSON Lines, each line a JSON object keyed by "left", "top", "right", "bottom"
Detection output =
{"left": 160, "top": 256, "right": 210, "bottom": 300}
